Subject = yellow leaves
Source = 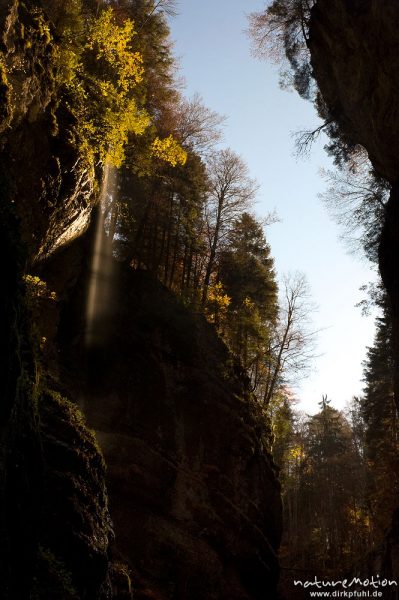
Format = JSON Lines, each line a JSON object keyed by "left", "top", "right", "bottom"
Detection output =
{"left": 208, "top": 281, "right": 231, "bottom": 309}
{"left": 0, "top": 55, "right": 12, "bottom": 132}
{"left": 69, "top": 8, "right": 151, "bottom": 167}
{"left": 64, "top": 7, "right": 185, "bottom": 171}
{"left": 24, "top": 275, "right": 57, "bottom": 301}
{"left": 86, "top": 8, "right": 144, "bottom": 91}
{"left": 104, "top": 98, "right": 150, "bottom": 167}
{"left": 243, "top": 296, "right": 255, "bottom": 310}
{"left": 347, "top": 507, "right": 370, "bottom": 529}
{"left": 98, "top": 80, "right": 113, "bottom": 97}
{"left": 151, "top": 135, "right": 188, "bottom": 166}
{"left": 205, "top": 281, "right": 231, "bottom": 327}
{"left": 56, "top": 47, "right": 80, "bottom": 85}
{"left": 289, "top": 446, "right": 305, "bottom": 461}
{"left": 24, "top": 275, "right": 57, "bottom": 313}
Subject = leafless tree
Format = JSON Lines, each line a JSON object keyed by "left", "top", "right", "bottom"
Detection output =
{"left": 247, "top": 0, "right": 315, "bottom": 62}
{"left": 319, "top": 156, "right": 389, "bottom": 262}
{"left": 201, "top": 148, "right": 259, "bottom": 302}
{"left": 175, "top": 93, "right": 226, "bottom": 154}
{"left": 262, "top": 272, "right": 318, "bottom": 406}
{"left": 135, "top": 0, "right": 178, "bottom": 25}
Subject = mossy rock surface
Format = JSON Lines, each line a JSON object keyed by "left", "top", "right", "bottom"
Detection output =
{"left": 34, "top": 391, "right": 113, "bottom": 599}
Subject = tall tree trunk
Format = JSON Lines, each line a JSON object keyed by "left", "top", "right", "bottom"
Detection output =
{"left": 168, "top": 200, "right": 182, "bottom": 289}
{"left": 163, "top": 194, "right": 175, "bottom": 284}
{"left": 202, "top": 196, "right": 223, "bottom": 304}
{"left": 134, "top": 200, "right": 151, "bottom": 269}
{"left": 150, "top": 200, "right": 160, "bottom": 272}
{"left": 263, "top": 312, "right": 293, "bottom": 406}
{"left": 181, "top": 241, "right": 188, "bottom": 292}
{"left": 186, "top": 244, "right": 194, "bottom": 290}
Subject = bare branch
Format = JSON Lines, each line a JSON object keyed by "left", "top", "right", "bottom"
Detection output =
{"left": 319, "top": 157, "right": 390, "bottom": 262}
{"left": 262, "top": 271, "right": 318, "bottom": 405}
{"left": 293, "top": 120, "right": 332, "bottom": 157}
{"left": 202, "top": 148, "right": 259, "bottom": 301}
{"left": 175, "top": 93, "right": 226, "bottom": 153}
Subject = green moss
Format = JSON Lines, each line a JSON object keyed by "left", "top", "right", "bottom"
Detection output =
{"left": 44, "top": 389, "right": 106, "bottom": 471}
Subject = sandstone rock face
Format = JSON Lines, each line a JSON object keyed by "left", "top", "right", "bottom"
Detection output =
{"left": 309, "top": 0, "right": 399, "bottom": 584}
{"left": 0, "top": 0, "right": 95, "bottom": 262}
{"left": 309, "top": 0, "right": 399, "bottom": 184}
{"left": 309, "top": 0, "right": 399, "bottom": 409}
{"left": 54, "top": 258, "right": 282, "bottom": 600}
{"left": 3, "top": 387, "right": 114, "bottom": 599}
{"left": 36, "top": 391, "right": 113, "bottom": 599}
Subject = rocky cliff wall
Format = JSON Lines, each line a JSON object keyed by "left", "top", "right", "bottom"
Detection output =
{"left": 0, "top": 0, "right": 95, "bottom": 262}
{"left": 309, "top": 0, "right": 399, "bottom": 404}
{"left": 41, "top": 237, "right": 282, "bottom": 600}
{"left": 309, "top": 0, "right": 399, "bottom": 585}
{"left": 0, "top": 3, "right": 112, "bottom": 596}
{"left": 309, "top": 0, "right": 399, "bottom": 185}
{"left": 0, "top": 1, "right": 282, "bottom": 596}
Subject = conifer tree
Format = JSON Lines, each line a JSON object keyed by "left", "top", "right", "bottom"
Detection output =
{"left": 218, "top": 212, "right": 278, "bottom": 370}
{"left": 361, "top": 297, "right": 399, "bottom": 544}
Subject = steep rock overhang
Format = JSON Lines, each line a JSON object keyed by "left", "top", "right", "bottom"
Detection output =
{"left": 309, "top": 0, "right": 399, "bottom": 185}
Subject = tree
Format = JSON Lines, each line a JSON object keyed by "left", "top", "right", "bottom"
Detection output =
{"left": 277, "top": 397, "right": 369, "bottom": 573}
{"left": 320, "top": 159, "right": 389, "bottom": 263}
{"left": 202, "top": 148, "right": 259, "bottom": 302}
{"left": 261, "top": 272, "right": 317, "bottom": 406}
{"left": 219, "top": 213, "right": 277, "bottom": 310}
{"left": 71, "top": 6, "right": 151, "bottom": 167}
{"left": 116, "top": 150, "right": 208, "bottom": 287}
{"left": 248, "top": 0, "right": 369, "bottom": 171}
{"left": 304, "top": 397, "right": 367, "bottom": 569}
{"left": 248, "top": 0, "right": 386, "bottom": 256}
{"left": 100, "top": 0, "right": 206, "bottom": 290}
{"left": 218, "top": 212, "right": 278, "bottom": 369}
{"left": 268, "top": 388, "right": 297, "bottom": 475}
{"left": 118, "top": 0, "right": 180, "bottom": 126}
{"left": 174, "top": 93, "right": 226, "bottom": 154}
{"left": 248, "top": 0, "right": 315, "bottom": 99}
{"left": 361, "top": 296, "right": 399, "bottom": 545}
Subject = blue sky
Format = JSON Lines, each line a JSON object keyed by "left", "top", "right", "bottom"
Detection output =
{"left": 168, "top": 0, "right": 378, "bottom": 414}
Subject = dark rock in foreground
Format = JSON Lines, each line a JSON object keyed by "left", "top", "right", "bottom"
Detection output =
{"left": 55, "top": 259, "right": 282, "bottom": 600}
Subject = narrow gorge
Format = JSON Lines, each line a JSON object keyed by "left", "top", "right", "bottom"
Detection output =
{"left": 1, "top": 1, "right": 399, "bottom": 599}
